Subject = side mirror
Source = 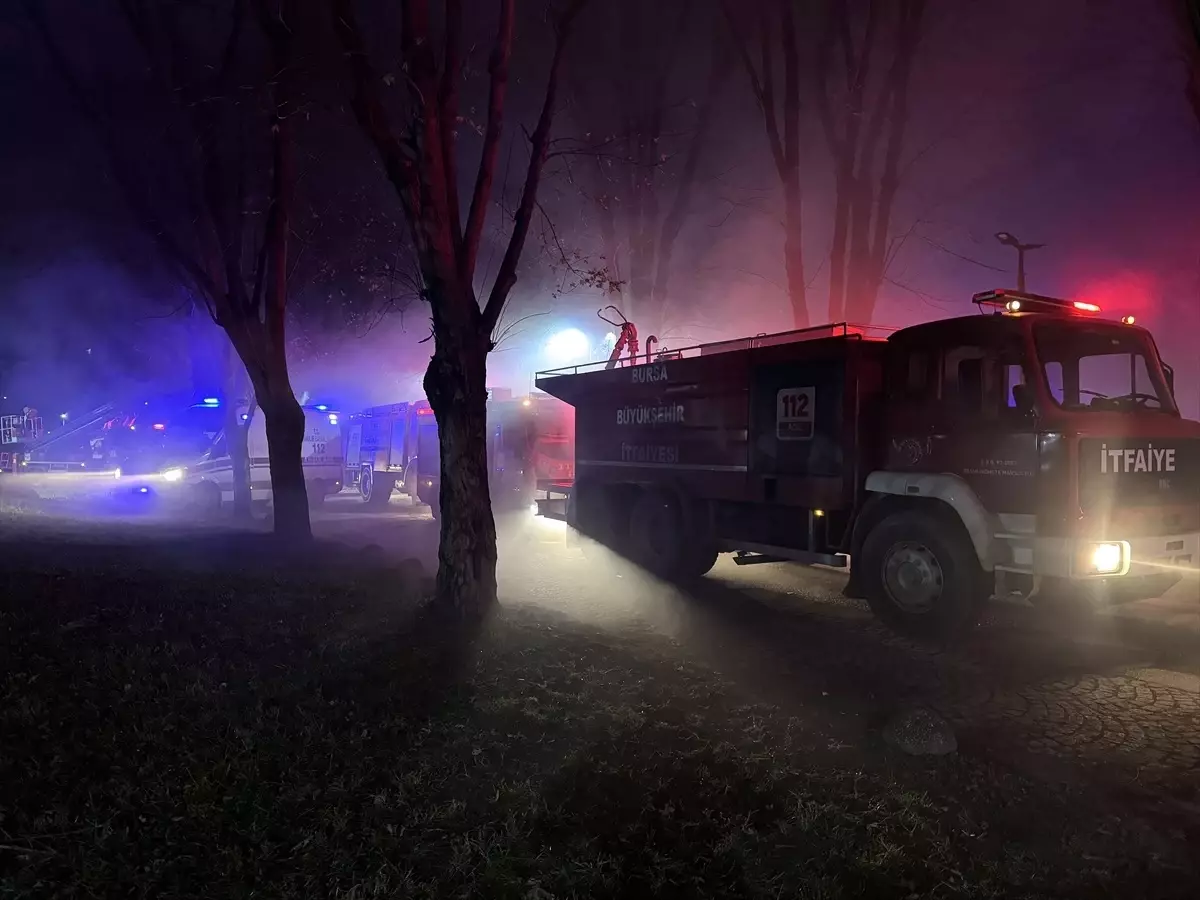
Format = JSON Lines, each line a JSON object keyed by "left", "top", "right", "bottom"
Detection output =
{"left": 1163, "top": 362, "right": 1175, "bottom": 398}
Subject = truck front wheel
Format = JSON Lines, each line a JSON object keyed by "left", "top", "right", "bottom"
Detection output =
{"left": 859, "top": 509, "right": 985, "bottom": 641}
{"left": 629, "top": 491, "right": 716, "bottom": 581}
{"left": 361, "top": 468, "right": 394, "bottom": 508}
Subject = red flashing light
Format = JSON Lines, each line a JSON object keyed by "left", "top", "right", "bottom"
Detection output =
{"left": 973, "top": 289, "right": 1104, "bottom": 316}
{"left": 416, "top": 407, "right": 435, "bottom": 416}
{"left": 152, "top": 423, "right": 166, "bottom": 431}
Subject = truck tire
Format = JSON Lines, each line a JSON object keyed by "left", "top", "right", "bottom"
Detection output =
{"left": 195, "top": 481, "right": 222, "bottom": 518}
{"left": 859, "top": 509, "right": 986, "bottom": 641}
{"left": 630, "top": 490, "right": 704, "bottom": 580}
{"left": 307, "top": 481, "right": 326, "bottom": 509}
{"left": 361, "top": 468, "right": 393, "bottom": 508}
{"left": 572, "top": 482, "right": 626, "bottom": 552}
{"left": 683, "top": 544, "right": 720, "bottom": 578}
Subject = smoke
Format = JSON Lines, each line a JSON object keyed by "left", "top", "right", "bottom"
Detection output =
{"left": 0, "top": 256, "right": 192, "bottom": 417}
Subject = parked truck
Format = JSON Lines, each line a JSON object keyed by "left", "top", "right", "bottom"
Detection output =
{"left": 343, "top": 401, "right": 438, "bottom": 508}
{"left": 534, "top": 290, "right": 1199, "bottom": 639}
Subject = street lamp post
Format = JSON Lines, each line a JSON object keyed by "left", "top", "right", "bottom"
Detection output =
{"left": 994, "top": 232, "right": 1044, "bottom": 292}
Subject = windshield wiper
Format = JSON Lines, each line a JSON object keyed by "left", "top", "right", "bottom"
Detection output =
{"left": 1110, "top": 392, "right": 1165, "bottom": 409}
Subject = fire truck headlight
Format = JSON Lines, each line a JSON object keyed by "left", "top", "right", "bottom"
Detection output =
{"left": 1084, "top": 542, "right": 1128, "bottom": 576}
{"left": 161, "top": 467, "right": 185, "bottom": 482}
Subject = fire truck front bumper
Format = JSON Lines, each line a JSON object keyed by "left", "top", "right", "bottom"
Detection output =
{"left": 1020, "top": 531, "right": 1200, "bottom": 606}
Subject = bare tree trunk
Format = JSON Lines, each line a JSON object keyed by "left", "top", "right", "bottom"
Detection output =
{"left": 817, "top": 0, "right": 924, "bottom": 325}
{"left": 651, "top": 29, "right": 730, "bottom": 328}
{"left": 335, "top": 0, "right": 587, "bottom": 616}
{"left": 221, "top": 345, "right": 252, "bottom": 519}
{"left": 782, "top": 174, "right": 808, "bottom": 328}
{"left": 424, "top": 329, "right": 496, "bottom": 620}
{"left": 1176, "top": 0, "right": 1200, "bottom": 123}
{"left": 260, "top": 387, "right": 309, "bottom": 538}
{"left": 725, "top": 0, "right": 808, "bottom": 328}
{"left": 256, "top": 0, "right": 310, "bottom": 542}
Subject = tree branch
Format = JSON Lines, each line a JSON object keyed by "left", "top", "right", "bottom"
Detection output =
{"left": 332, "top": 0, "right": 423, "bottom": 248}
{"left": 722, "top": 1, "right": 782, "bottom": 173}
{"left": 463, "top": 0, "right": 514, "bottom": 284}
{"left": 440, "top": 0, "right": 464, "bottom": 271}
{"left": 481, "top": 0, "right": 589, "bottom": 335}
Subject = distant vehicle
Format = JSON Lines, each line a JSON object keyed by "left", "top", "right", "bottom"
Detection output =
{"left": 416, "top": 389, "right": 574, "bottom": 519}
{"left": 184, "top": 405, "right": 344, "bottom": 512}
{"left": 534, "top": 289, "right": 1199, "bottom": 640}
{"left": 343, "top": 400, "right": 437, "bottom": 509}
{"left": 0, "top": 399, "right": 217, "bottom": 504}
{"left": 344, "top": 390, "right": 573, "bottom": 517}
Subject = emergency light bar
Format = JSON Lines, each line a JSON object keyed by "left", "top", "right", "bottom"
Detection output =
{"left": 972, "top": 289, "right": 1102, "bottom": 316}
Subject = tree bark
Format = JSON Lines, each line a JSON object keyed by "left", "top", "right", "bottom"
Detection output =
{"left": 255, "top": 0, "right": 310, "bottom": 541}
{"left": 260, "top": 388, "right": 309, "bottom": 539}
{"left": 423, "top": 327, "right": 496, "bottom": 620}
{"left": 221, "top": 346, "right": 253, "bottom": 519}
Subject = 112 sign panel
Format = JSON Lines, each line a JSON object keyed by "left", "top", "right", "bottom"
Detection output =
{"left": 776, "top": 387, "right": 815, "bottom": 441}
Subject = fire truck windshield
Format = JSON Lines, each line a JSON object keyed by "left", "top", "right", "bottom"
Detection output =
{"left": 1033, "top": 320, "right": 1175, "bottom": 413}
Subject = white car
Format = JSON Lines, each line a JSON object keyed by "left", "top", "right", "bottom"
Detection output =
{"left": 184, "top": 406, "right": 343, "bottom": 512}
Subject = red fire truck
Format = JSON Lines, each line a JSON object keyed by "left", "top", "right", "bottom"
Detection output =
{"left": 534, "top": 290, "right": 1199, "bottom": 640}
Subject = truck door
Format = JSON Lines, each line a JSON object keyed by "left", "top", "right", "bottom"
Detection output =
{"left": 886, "top": 323, "right": 1038, "bottom": 515}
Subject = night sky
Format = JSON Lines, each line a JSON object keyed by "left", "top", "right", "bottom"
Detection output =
{"left": 2, "top": 0, "right": 1198, "bottom": 416}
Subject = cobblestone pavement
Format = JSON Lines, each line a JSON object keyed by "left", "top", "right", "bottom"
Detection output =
{"left": 483, "top": 513, "right": 1200, "bottom": 806}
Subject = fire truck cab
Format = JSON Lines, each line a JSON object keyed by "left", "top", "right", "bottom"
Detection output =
{"left": 535, "top": 290, "right": 1199, "bottom": 640}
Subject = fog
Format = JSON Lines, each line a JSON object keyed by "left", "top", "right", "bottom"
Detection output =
{"left": 2, "top": 0, "right": 1199, "bottom": 419}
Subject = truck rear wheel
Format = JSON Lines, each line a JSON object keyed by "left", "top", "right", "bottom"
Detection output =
{"left": 307, "top": 481, "right": 326, "bottom": 509}
{"left": 360, "top": 468, "right": 393, "bottom": 508}
{"left": 859, "top": 509, "right": 985, "bottom": 641}
{"left": 629, "top": 490, "right": 715, "bottom": 581}
{"left": 195, "top": 481, "right": 222, "bottom": 518}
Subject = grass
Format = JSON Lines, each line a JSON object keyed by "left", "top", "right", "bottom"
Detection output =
{"left": 0, "top": 541, "right": 1196, "bottom": 899}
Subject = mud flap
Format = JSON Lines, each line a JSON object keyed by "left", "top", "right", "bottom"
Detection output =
{"left": 842, "top": 565, "right": 865, "bottom": 599}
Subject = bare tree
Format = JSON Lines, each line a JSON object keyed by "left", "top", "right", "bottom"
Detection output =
{"left": 1175, "top": 0, "right": 1200, "bottom": 124}
{"left": 816, "top": 0, "right": 926, "bottom": 324}
{"left": 334, "top": 0, "right": 589, "bottom": 615}
{"left": 27, "top": 0, "right": 312, "bottom": 539}
{"left": 575, "top": 1, "right": 731, "bottom": 337}
{"left": 724, "top": 0, "right": 809, "bottom": 328}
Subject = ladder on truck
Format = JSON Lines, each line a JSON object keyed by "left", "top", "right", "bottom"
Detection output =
{"left": 22, "top": 404, "right": 115, "bottom": 458}
{"left": 1, "top": 414, "right": 44, "bottom": 446}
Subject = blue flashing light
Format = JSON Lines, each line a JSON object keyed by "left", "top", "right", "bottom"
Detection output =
{"left": 315, "top": 404, "right": 328, "bottom": 411}
{"left": 201, "top": 397, "right": 220, "bottom": 406}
